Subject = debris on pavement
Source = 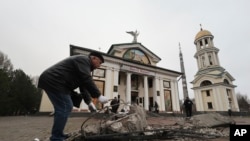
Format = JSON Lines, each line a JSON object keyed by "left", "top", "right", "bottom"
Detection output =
{"left": 64, "top": 101, "right": 234, "bottom": 141}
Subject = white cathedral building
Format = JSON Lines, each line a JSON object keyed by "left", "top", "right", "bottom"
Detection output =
{"left": 39, "top": 32, "right": 182, "bottom": 113}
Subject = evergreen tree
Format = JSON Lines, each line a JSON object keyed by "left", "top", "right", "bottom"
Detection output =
{"left": 9, "top": 69, "right": 41, "bottom": 115}
{"left": 0, "top": 69, "right": 11, "bottom": 115}
{"left": 0, "top": 51, "right": 42, "bottom": 116}
{"left": 237, "top": 93, "right": 250, "bottom": 112}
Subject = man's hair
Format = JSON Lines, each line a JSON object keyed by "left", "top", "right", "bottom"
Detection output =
{"left": 89, "top": 51, "right": 104, "bottom": 63}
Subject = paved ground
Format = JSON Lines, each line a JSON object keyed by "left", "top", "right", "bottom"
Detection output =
{"left": 0, "top": 114, "right": 250, "bottom": 141}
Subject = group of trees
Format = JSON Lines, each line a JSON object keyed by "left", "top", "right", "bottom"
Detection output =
{"left": 0, "top": 51, "right": 42, "bottom": 116}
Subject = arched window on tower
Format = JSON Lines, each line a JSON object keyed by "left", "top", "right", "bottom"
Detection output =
{"left": 200, "top": 40, "right": 204, "bottom": 49}
{"left": 200, "top": 80, "right": 212, "bottom": 87}
{"left": 205, "top": 39, "right": 208, "bottom": 47}
{"left": 223, "top": 79, "right": 230, "bottom": 84}
{"left": 208, "top": 54, "right": 213, "bottom": 65}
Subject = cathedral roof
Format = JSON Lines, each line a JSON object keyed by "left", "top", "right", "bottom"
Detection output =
{"left": 191, "top": 66, "right": 235, "bottom": 84}
{"left": 195, "top": 28, "right": 213, "bottom": 41}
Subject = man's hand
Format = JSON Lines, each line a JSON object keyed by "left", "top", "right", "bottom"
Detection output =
{"left": 88, "top": 102, "right": 97, "bottom": 113}
{"left": 98, "top": 95, "right": 109, "bottom": 104}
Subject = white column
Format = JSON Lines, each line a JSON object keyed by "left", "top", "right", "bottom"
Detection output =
{"left": 153, "top": 77, "right": 157, "bottom": 104}
{"left": 172, "top": 80, "right": 180, "bottom": 112}
{"left": 197, "top": 56, "right": 201, "bottom": 69}
{"left": 144, "top": 76, "right": 149, "bottom": 110}
{"left": 104, "top": 69, "right": 112, "bottom": 99}
{"left": 216, "top": 54, "right": 220, "bottom": 66}
{"left": 170, "top": 81, "right": 176, "bottom": 111}
{"left": 208, "top": 38, "right": 213, "bottom": 47}
{"left": 194, "top": 91, "right": 199, "bottom": 111}
{"left": 215, "top": 88, "right": 223, "bottom": 111}
{"left": 205, "top": 52, "right": 209, "bottom": 67}
{"left": 197, "top": 42, "right": 200, "bottom": 50}
{"left": 154, "top": 77, "right": 161, "bottom": 111}
{"left": 212, "top": 52, "right": 217, "bottom": 65}
{"left": 196, "top": 90, "right": 204, "bottom": 111}
{"left": 202, "top": 39, "right": 205, "bottom": 48}
{"left": 231, "top": 88, "right": 239, "bottom": 111}
{"left": 212, "top": 88, "right": 219, "bottom": 111}
{"left": 113, "top": 70, "right": 119, "bottom": 98}
{"left": 126, "top": 72, "right": 131, "bottom": 104}
{"left": 159, "top": 79, "right": 165, "bottom": 111}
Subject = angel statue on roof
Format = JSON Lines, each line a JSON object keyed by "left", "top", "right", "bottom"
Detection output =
{"left": 126, "top": 30, "right": 139, "bottom": 43}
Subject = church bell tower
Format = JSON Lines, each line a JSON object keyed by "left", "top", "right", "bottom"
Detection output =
{"left": 191, "top": 26, "right": 239, "bottom": 112}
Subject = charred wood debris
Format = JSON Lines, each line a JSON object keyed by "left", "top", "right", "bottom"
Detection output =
{"left": 65, "top": 100, "right": 234, "bottom": 141}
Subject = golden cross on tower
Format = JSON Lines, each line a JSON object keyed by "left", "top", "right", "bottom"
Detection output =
{"left": 200, "top": 24, "right": 203, "bottom": 31}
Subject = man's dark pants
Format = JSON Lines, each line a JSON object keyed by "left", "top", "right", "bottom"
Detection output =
{"left": 45, "top": 90, "right": 73, "bottom": 141}
{"left": 185, "top": 107, "right": 192, "bottom": 117}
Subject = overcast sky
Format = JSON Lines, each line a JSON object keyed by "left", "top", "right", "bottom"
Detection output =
{"left": 1, "top": 0, "right": 249, "bottom": 100}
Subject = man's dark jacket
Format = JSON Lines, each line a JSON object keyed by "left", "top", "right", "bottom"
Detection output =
{"left": 38, "top": 55, "right": 101, "bottom": 99}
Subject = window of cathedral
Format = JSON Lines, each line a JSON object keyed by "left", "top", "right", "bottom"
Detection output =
{"left": 206, "top": 90, "right": 210, "bottom": 96}
{"left": 227, "top": 89, "right": 232, "bottom": 97}
{"left": 200, "top": 40, "right": 204, "bottom": 49}
{"left": 93, "top": 68, "right": 105, "bottom": 78}
{"left": 205, "top": 39, "right": 208, "bottom": 47}
{"left": 163, "top": 80, "right": 171, "bottom": 88}
{"left": 200, "top": 80, "right": 212, "bottom": 86}
{"left": 123, "top": 49, "right": 150, "bottom": 64}
{"left": 224, "top": 79, "right": 230, "bottom": 84}
{"left": 207, "top": 102, "right": 213, "bottom": 109}
{"left": 208, "top": 55, "right": 213, "bottom": 65}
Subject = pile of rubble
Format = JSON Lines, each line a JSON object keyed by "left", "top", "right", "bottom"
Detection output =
{"left": 66, "top": 104, "right": 234, "bottom": 141}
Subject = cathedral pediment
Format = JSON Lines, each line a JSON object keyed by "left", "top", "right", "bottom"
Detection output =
{"left": 107, "top": 43, "right": 161, "bottom": 65}
{"left": 224, "top": 72, "right": 235, "bottom": 81}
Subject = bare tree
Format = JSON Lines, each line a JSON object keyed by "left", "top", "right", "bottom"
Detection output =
{"left": 236, "top": 92, "right": 250, "bottom": 112}
{"left": 0, "top": 51, "right": 13, "bottom": 73}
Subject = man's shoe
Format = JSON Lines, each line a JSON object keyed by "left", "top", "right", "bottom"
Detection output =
{"left": 63, "top": 133, "right": 71, "bottom": 139}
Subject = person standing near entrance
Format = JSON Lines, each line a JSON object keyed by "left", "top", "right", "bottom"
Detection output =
{"left": 38, "top": 51, "right": 108, "bottom": 141}
{"left": 228, "top": 108, "right": 232, "bottom": 117}
{"left": 154, "top": 101, "right": 159, "bottom": 113}
{"left": 184, "top": 97, "right": 193, "bottom": 117}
